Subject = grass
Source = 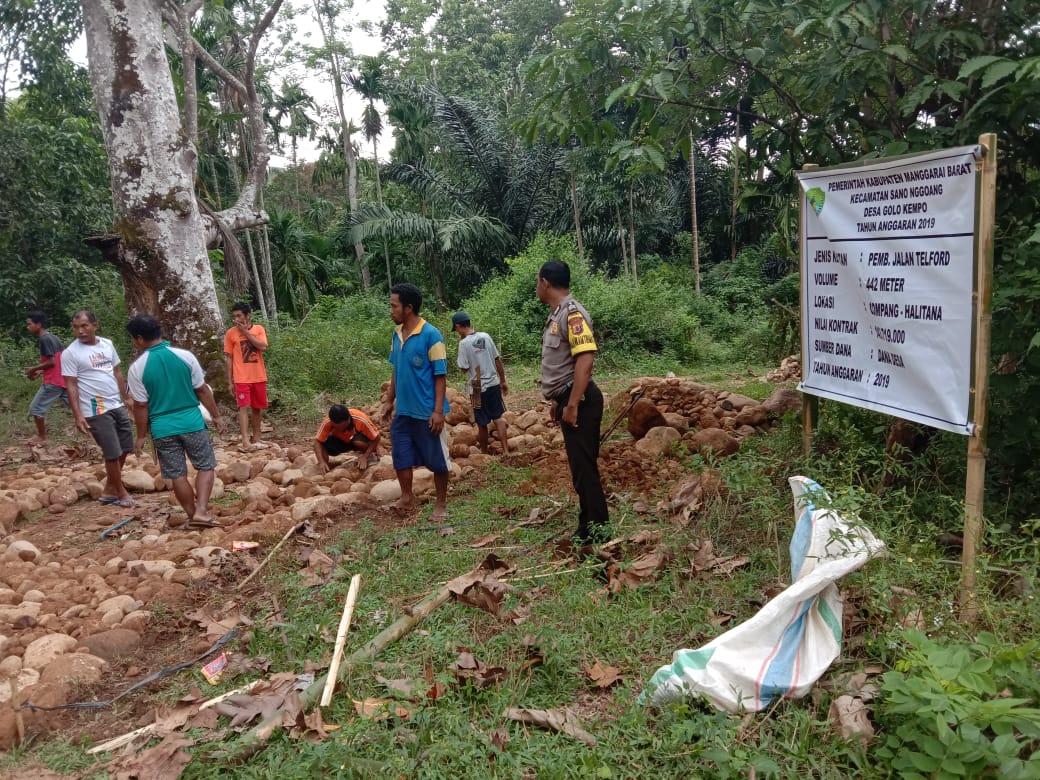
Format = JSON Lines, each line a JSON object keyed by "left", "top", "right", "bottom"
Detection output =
{"left": 3, "top": 362, "right": 1039, "bottom": 777}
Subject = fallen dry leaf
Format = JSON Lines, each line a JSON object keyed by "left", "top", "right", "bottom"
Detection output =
{"left": 707, "top": 608, "right": 736, "bottom": 627}
{"left": 469, "top": 532, "right": 501, "bottom": 548}
{"left": 352, "top": 697, "right": 413, "bottom": 720}
{"left": 106, "top": 734, "right": 194, "bottom": 780}
{"left": 375, "top": 674, "right": 418, "bottom": 698}
{"left": 585, "top": 660, "right": 622, "bottom": 688}
{"left": 828, "top": 694, "right": 874, "bottom": 746}
{"left": 299, "top": 548, "right": 335, "bottom": 587}
{"left": 607, "top": 549, "right": 672, "bottom": 592}
{"left": 452, "top": 649, "right": 507, "bottom": 688}
{"left": 186, "top": 607, "right": 251, "bottom": 640}
{"left": 502, "top": 707, "right": 596, "bottom": 746}
{"left": 489, "top": 728, "right": 510, "bottom": 751}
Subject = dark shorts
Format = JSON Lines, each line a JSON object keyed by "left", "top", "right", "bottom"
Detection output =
{"left": 235, "top": 382, "right": 268, "bottom": 409}
{"left": 154, "top": 429, "right": 217, "bottom": 479}
{"left": 87, "top": 407, "right": 135, "bottom": 461}
{"left": 474, "top": 384, "right": 506, "bottom": 427}
{"left": 29, "top": 384, "right": 69, "bottom": 418}
{"left": 390, "top": 415, "right": 450, "bottom": 473}
{"left": 322, "top": 433, "right": 373, "bottom": 456}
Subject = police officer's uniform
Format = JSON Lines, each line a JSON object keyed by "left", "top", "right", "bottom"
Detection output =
{"left": 541, "top": 294, "right": 608, "bottom": 543}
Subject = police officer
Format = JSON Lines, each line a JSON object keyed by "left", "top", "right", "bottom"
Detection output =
{"left": 537, "top": 259, "right": 608, "bottom": 544}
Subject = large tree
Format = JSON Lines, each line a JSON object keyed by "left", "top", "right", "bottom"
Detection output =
{"left": 79, "top": 0, "right": 281, "bottom": 362}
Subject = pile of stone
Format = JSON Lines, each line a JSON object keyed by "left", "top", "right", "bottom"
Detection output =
{"left": 765, "top": 355, "right": 801, "bottom": 383}
{"left": 611, "top": 378, "right": 803, "bottom": 460}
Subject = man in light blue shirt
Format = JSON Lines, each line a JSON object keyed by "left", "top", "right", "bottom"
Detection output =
{"left": 379, "top": 284, "right": 451, "bottom": 519}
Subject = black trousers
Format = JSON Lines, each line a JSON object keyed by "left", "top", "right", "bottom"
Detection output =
{"left": 322, "top": 434, "right": 369, "bottom": 456}
{"left": 555, "top": 381, "right": 608, "bottom": 542}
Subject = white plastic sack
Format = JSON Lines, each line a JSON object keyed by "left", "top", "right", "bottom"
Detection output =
{"left": 643, "top": 476, "right": 885, "bottom": 712}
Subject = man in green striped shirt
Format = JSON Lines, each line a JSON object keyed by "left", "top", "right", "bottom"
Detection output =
{"left": 127, "top": 315, "right": 225, "bottom": 526}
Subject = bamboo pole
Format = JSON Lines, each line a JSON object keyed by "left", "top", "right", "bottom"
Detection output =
{"left": 225, "top": 582, "right": 454, "bottom": 761}
{"left": 799, "top": 163, "right": 819, "bottom": 456}
{"left": 959, "top": 133, "right": 997, "bottom": 622}
{"left": 320, "top": 573, "right": 361, "bottom": 706}
{"left": 88, "top": 680, "right": 263, "bottom": 755}
{"left": 237, "top": 522, "right": 303, "bottom": 590}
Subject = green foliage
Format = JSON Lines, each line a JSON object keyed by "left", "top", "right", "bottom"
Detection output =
{"left": 457, "top": 233, "right": 736, "bottom": 366}
{"left": 263, "top": 293, "right": 391, "bottom": 418}
{"left": 0, "top": 104, "right": 112, "bottom": 331}
{"left": 876, "top": 630, "right": 1040, "bottom": 779}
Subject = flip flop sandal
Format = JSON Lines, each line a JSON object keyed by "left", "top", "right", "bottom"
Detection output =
{"left": 109, "top": 497, "right": 138, "bottom": 508}
{"left": 186, "top": 518, "right": 222, "bottom": 529}
{"left": 97, "top": 496, "right": 119, "bottom": 505}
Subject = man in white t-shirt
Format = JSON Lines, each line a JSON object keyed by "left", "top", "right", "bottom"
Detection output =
{"left": 451, "top": 311, "right": 509, "bottom": 454}
{"left": 61, "top": 310, "right": 136, "bottom": 507}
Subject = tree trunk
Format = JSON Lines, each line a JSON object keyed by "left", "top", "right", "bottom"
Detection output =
{"left": 731, "top": 109, "right": 739, "bottom": 261}
{"left": 311, "top": 0, "right": 369, "bottom": 289}
{"left": 570, "top": 169, "right": 584, "bottom": 262}
{"left": 615, "top": 205, "right": 628, "bottom": 275}
{"left": 243, "top": 230, "right": 269, "bottom": 320}
{"left": 373, "top": 135, "right": 391, "bottom": 288}
{"left": 627, "top": 184, "right": 637, "bottom": 285}
{"left": 81, "top": 0, "right": 223, "bottom": 363}
{"left": 688, "top": 127, "right": 700, "bottom": 294}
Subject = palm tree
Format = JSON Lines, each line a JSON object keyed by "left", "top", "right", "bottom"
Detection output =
{"left": 346, "top": 87, "right": 565, "bottom": 304}
{"left": 272, "top": 80, "right": 318, "bottom": 213}
{"left": 347, "top": 57, "right": 393, "bottom": 286}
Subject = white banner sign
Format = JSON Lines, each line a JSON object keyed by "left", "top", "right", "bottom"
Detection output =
{"left": 796, "top": 145, "right": 979, "bottom": 435}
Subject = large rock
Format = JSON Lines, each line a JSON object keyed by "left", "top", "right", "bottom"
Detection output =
{"left": 290, "top": 495, "right": 340, "bottom": 523}
{"left": 634, "top": 426, "right": 681, "bottom": 457}
{"left": 226, "top": 460, "right": 252, "bottom": 483}
{"left": 122, "top": 470, "right": 157, "bottom": 493}
{"left": 627, "top": 399, "right": 667, "bottom": 440}
{"left": 41, "top": 653, "right": 107, "bottom": 686}
{"left": 22, "top": 633, "right": 77, "bottom": 671}
{"left": 662, "top": 412, "right": 689, "bottom": 433}
{"left": 0, "top": 603, "right": 42, "bottom": 623}
{"left": 97, "top": 595, "right": 140, "bottom": 616}
{"left": 734, "top": 404, "right": 767, "bottom": 427}
{"left": 5, "top": 540, "right": 41, "bottom": 563}
{"left": 79, "top": 628, "right": 141, "bottom": 662}
{"left": 718, "top": 392, "right": 758, "bottom": 412}
{"left": 0, "top": 667, "right": 39, "bottom": 706}
{"left": 0, "top": 500, "right": 25, "bottom": 534}
{"left": 48, "top": 485, "right": 79, "bottom": 507}
{"left": 763, "top": 387, "right": 802, "bottom": 416}
{"left": 369, "top": 480, "right": 402, "bottom": 504}
{"left": 687, "top": 428, "right": 740, "bottom": 459}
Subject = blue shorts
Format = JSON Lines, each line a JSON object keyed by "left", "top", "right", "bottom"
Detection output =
{"left": 474, "top": 384, "right": 505, "bottom": 427}
{"left": 390, "top": 415, "right": 450, "bottom": 473}
{"left": 29, "top": 384, "right": 69, "bottom": 418}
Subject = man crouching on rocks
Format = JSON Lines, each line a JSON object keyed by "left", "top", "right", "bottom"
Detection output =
{"left": 126, "top": 315, "right": 225, "bottom": 527}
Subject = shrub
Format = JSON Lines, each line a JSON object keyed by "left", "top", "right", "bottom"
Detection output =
{"left": 875, "top": 630, "right": 1040, "bottom": 779}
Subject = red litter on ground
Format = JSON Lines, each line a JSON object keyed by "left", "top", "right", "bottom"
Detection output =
{"left": 201, "top": 652, "right": 229, "bottom": 684}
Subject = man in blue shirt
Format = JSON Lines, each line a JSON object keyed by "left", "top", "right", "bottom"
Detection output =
{"left": 379, "top": 283, "right": 451, "bottom": 519}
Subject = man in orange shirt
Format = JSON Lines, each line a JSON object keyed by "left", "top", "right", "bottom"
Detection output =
{"left": 223, "top": 302, "right": 269, "bottom": 450}
{"left": 313, "top": 404, "right": 382, "bottom": 474}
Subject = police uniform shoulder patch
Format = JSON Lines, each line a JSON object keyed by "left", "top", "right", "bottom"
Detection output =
{"left": 569, "top": 315, "right": 585, "bottom": 336}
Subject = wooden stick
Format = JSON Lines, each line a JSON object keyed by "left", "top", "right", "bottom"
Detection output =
{"left": 225, "top": 581, "right": 453, "bottom": 761}
{"left": 320, "top": 573, "right": 361, "bottom": 706}
{"left": 88, "top": 679, "right": 263, "bottom": 754}
{"left": 237, "top": 522, "right": 303, "bottom": 590}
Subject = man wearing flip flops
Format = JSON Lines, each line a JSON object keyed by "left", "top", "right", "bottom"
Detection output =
{"left": 127, "top": 315, "right": 225, "bottom": 526}
{"left": 61, "top": 310, "right": 137, "bottom": 508}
